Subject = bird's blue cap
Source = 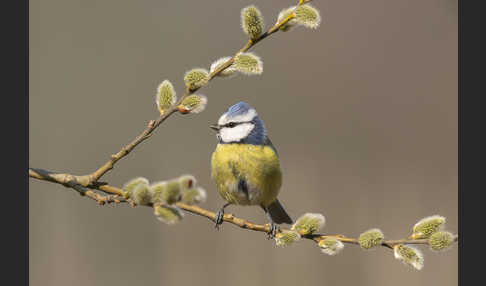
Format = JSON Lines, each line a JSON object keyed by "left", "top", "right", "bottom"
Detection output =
{"left": 225, "top": 101, "right": 253, "bottom": 118}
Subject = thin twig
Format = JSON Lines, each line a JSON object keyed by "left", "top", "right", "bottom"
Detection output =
{"left": 29, "top": 168, "right": 127, "bottom": 205}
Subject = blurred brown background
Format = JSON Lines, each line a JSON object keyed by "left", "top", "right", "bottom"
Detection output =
{"left": 29, "top": 0, "right": 458, "bottom": 286}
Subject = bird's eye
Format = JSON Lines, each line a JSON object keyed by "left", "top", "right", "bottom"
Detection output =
{"left": 228, "top": 122, "right": 236, "bottom": 128}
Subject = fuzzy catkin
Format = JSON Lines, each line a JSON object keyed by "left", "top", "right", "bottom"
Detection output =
{"left": 234, "top": 53, "right": 263, "bottom": 75}
{"left": 241, "top": 5, "right": 264, "bottom": 40}
{"left": 184, "top": 68, "right": 209, "bottom": 90}
{"left": 358, "top": 228, "right": 385, "bottom": 249}
{"left": 156, "top": 80, "right": 176, "bottom": 114}
{"left": 294, "top": 4, "right": 321, "bottom": 29}
{"left": 291, "top": 213, "right": 326, "bottom": 235}
{"left": 412, "top": 215, "right": 446, "bottom": 239}
{"left": 178, "top": 95, "right": 208, "bottom": 114}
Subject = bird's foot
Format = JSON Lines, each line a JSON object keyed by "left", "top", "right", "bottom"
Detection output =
{"left": 266, "top": 222, "right": 280, "bottom": 239}
{"left": 214, "top": 208, "right": 225, "bottom": 230}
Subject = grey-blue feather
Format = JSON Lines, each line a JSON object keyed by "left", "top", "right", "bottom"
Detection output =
{"left": 225, "top": 101, "right": 253, "bottom": 117}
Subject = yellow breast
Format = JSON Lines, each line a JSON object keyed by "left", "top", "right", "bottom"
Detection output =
{"left": 211, "top": 144, "right": 282, "bottom": 206}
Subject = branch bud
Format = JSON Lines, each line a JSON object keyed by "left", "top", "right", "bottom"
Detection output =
{"left": 294, "top": 4, "right": 321, "bottom": 29}
{"left": 154, "top": 205, "right": 184, "bottom": 225}
{"left": 358, "top": 228, "right": 385, "bottom": 250}
{"left": 131, "top": 183, "right": 153, "bottom": 206}
{"left": 178, "top": 174, "right": 197, "bottom": 191}
{"left": 319, "top": 237, "right": 344, "bottom": 255}
{"left": 184, "top": 68, "right": 209, "bottom": 90}
{"left": 234, "top": 52, "right": 263, "bottom": 75}
{"left": 291, "top": 213, "right": 326, "bottom": 235}
{"left": 181, "top": 187, "right": 207, "bottom": 205}
{"left": 393, "top": 244, "right": 424, "bottom": 270}
{"left": 122, "top": 177, "right": 149, "bottom": 199}
{"left": 428, "top": 231, "right": 455, "bottom": 252}
{"left": 151, "top": 181, "right": 167, "bottom": 204}
{"left": 274, "top": 230, "right": 301, "bottom": 247}
{"left": 155, "top": 80, "right": 177, "bottom": 115}
{"left": 150, "top": 180, "right": 181, "bottom": 205}
{"left": 412, "top": 215, "right": 446, "bottom": 239}
{"left": 163, "top": 179, "right": 182, "bottom": 204}
{"left": 241, "top": 5, "right": 264, "bottom": 41}
{"left": 177, "top": 94, "right": 208, "bottom": 114}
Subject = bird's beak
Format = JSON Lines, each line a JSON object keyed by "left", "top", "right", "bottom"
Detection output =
{"left": 210, "top": 124, "right": 220, "bottom": 131}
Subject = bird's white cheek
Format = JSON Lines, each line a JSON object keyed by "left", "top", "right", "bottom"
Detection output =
{"left": 219, "top": 123, "right": 254, "bottom": 143}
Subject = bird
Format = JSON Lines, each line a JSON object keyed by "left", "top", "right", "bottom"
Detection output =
{"left": 210, "top": 101, "right": 293, "bottom": 238}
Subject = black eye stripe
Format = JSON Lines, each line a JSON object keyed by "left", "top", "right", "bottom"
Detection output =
{"left": 224, "top": 121, "right": 252, "bottom": 128}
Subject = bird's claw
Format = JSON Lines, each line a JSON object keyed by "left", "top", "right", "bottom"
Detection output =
{"left": 214, "top": 208, "right": 225, "bottom": 230}
{"left": 266, "top": 223, "right": 279, "bottom": 239}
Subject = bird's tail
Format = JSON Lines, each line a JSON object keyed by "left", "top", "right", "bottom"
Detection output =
{"left": 268, "top": 199, "right": 293, "bottom": 224}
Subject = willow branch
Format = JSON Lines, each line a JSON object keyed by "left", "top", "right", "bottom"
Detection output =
{"left": 29, "top": 168, "right": 128, "bottom": 205}
{"left": 86, "top": 0, "right": 312, "bottom": 184}
{"left": 29, "top": 167, "right": 458, "bottom": 250}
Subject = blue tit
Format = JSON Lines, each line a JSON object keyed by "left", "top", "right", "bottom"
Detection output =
{"left": 210, "top": 101, "right": 293, "bottom": 238}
